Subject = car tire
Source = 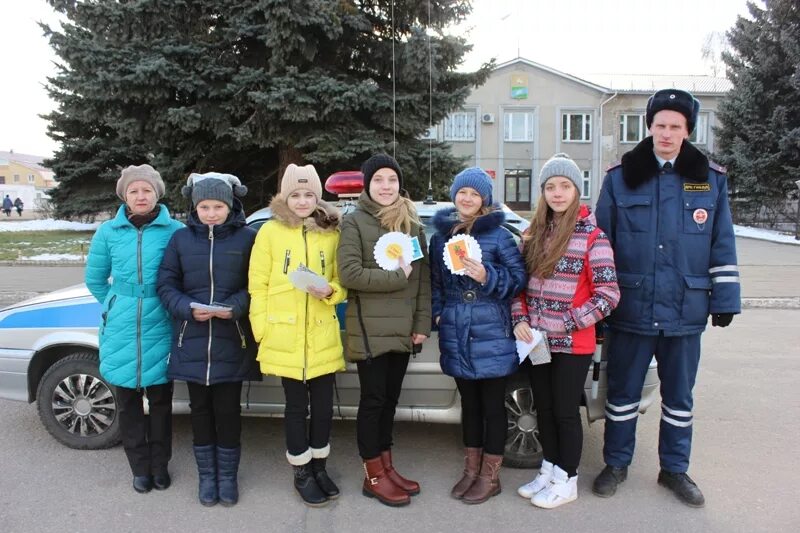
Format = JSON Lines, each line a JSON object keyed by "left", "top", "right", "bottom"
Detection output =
{"left": 503, "top": 371, "right": 543, "bottom": 468}
{"left": 36, "top": 352, "right": 121, "bottom": 450}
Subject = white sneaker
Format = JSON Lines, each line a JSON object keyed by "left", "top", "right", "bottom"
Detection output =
{"left": 531, "top": 465, "right": 578, "bottom": 509}
{"left": 517, "top": 459, "right": 554, "bottom": 498}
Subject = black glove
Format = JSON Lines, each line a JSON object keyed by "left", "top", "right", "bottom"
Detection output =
{"left": 711, "top": 313, "right": 734, "bottom": 327}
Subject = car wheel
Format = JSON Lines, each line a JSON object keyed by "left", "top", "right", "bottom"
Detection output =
{"left": 36, "top": 352, "right": 121, "bottom": 450}
{"left": 504, "top": 372, "right": 543, "bottom": 468}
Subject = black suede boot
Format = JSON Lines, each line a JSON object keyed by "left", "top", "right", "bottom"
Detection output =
{"left": 294, "top": 464, "right": 328, "bottom": 507}
{"left": 311, "top": 458, "right": 340, "bottom": 499}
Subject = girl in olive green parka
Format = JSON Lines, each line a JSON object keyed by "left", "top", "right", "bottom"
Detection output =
{"left": 337, "top": 154, "right": 431, "bottom": 507}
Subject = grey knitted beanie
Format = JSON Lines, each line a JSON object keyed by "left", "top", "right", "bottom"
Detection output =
{"left": 182, "top": 172, "right": 247, "bottom": 209}
{"left": 539, "top": 153, "right": 582, "bottom": 191}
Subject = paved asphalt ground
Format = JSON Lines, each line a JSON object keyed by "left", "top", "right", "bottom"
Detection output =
{"left": 0, "top": 237, "right": 798, "bottom": 532}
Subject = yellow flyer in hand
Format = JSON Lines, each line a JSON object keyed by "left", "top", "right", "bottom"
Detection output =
{"left": 374, "top": 232, "right": 414, "bottom": 271}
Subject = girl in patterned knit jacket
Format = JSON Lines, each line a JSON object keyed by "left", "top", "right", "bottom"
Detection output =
{"left": 511, "top": 153, "right": 620, "bottom": 509}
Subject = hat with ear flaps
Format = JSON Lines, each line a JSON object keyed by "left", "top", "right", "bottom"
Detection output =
{"left": 181, "top": 172, "right": 248, "bottom": 209}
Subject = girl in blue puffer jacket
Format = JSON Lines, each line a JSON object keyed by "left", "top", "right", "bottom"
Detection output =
{"left": 430, "top": 167, "right": 527, "bottom": 505}
{"left": 85, "top": 164, "right": 183, "bottom": 495}
{"left": 157, "top": 172, "right": 257, "bottom": 507}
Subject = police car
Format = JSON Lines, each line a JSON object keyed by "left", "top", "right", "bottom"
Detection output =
{"left": 0, "top": 171, "right": 658, "bottom": 469}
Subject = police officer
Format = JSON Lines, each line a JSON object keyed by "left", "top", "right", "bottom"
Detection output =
{"left": 592, "top": 89, "right": 740, "bottom": 507}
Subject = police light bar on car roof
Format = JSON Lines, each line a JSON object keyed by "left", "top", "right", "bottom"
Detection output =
{"left": 325, "top": 171, "right": 364, "bottom": 198}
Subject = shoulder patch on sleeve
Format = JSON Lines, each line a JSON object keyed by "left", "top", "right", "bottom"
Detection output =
{"left": 709, "top": 160, "right": 727, "bottom": 174}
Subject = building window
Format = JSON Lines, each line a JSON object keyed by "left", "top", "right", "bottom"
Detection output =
{"left": 581, "top": 170, "right": 591, "bottom": 199}
{"left": 562, "top": 113, "right": 591, "bottom": 142}
{"left": 0, "top": 176, "right": 5, "bottom": 184}
{"left": 504, "top": 112, "right": 535, "bottom": 142}
{"left": 688, "top": 113, "right": 708, "bottom": 145}
{"left": 444, "top": 111, "right": 476, "bottom": 142}
{"left": 13, "top": 174, "right": 20, "bottom": 183}
{"left": 28, "top": 174, "right": 35, "bottom": 183}
{"left": 619, "top": 114, "right": 648, "bottom": 143}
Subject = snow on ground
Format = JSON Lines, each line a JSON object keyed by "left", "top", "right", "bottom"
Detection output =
{"left": 734, "top": 225, "right": 800, "bottom": 245}
{"left": 0, "top": 219, "right": 101, "bottom": 232}
{"left": 22, "top": 253, "right": 85, "bottom": 261}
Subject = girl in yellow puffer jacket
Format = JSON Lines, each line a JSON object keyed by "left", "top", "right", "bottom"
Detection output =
{"left": 248, "top": 164, "right": 346, "bottom": 507}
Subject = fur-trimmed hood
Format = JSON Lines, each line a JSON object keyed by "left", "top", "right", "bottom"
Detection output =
{"left": 621, "top": 136, "right": 709, "bottom": 189}
{"left": 433, "top": 205, "right": 506, "bottom": 236}
{"left": 268, "top": 195, "right": 340, "bottom": 232}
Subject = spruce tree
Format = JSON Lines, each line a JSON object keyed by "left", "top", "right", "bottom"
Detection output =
{"left": 43, "top": 0, "right": 490, "bottom": 217}
{"left": 716, "top": 0, "right": 800, "bottom": 226}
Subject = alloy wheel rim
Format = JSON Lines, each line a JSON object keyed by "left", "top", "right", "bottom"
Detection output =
{"left": 505, "top": 387, "right": 542, "bottom": 459}
{"left": 50, "top": 373, "right": 116, "bottom": 437}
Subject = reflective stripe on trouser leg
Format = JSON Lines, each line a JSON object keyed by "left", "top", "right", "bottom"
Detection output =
{"left": 603, "top": 330, "right": 657, "bottom": 468}
{"left": 656, "top": 333, "right": 701, "bottom": 473}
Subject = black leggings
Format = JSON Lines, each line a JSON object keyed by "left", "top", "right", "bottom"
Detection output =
{"left": 186, "top": 381, "right": 243, "bottom": 448}
{"left": 356, "top": 352, "right": 410, "bottom": 459}
{"left": 527, "top": 353, "right": 592, "bottom": 477}
{"left": 282, "top": 373, "right": 335, "bottom": 456}
{"left": 455, "top": 376, "right": 507, "bottom": 456}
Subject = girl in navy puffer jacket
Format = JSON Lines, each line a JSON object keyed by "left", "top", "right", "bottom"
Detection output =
{"left": 430, "top": 167, "right": 526, "bottom": 505}
{"left": 158, "top": 172, "right": 257, "bottom": 507}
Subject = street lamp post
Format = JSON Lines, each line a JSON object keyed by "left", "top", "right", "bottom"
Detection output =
{"left": 795, "top": 179, "right": 800, "bottom": 240}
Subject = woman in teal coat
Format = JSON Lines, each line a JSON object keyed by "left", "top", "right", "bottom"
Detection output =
{"left": 85, "top": 164, "right": 183, "bottom": 494}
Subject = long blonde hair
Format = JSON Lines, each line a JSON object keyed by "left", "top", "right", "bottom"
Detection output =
{"left": 522, "top": 191, "right": 580, "bottom": 279}
{"left": 377, "top": 195, "right": 421, "bottom": 234}
{"left": 451, "top": 205, "right": 495, "bottom": 235}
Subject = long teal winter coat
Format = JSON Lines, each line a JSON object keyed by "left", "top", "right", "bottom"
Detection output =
{"left": 85, "top": 204, "right": 183, "bottom": 388}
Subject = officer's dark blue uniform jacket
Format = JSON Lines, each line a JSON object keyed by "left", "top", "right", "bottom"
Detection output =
{"left": 595, "top": 137, "right": 741, "bottom": 336}
{"left": 157, "top": 200, "right": 259, "bottom": 385}
{"left": 430, "top": 207, "right": 527, "bottom": 379}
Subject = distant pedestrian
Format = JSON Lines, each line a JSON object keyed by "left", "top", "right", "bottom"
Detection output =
{"left": 13, "top": 197, "right": 23, "bottom": 216}
{"left": 2, "top": 195, "right": 11, "bottom": 216}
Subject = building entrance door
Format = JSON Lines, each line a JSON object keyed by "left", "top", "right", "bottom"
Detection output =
{"left": 504, "top": 169, "right": 531, "bottom": 211}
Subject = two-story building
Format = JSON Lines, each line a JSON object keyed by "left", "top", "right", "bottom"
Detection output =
{"left": 0, "top": 150, "right": 57, "bottom": 211}
{"left": 429, "top": 58, "right": 730, "bottom": 210}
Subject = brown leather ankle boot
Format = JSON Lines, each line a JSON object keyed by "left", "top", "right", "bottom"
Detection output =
{"left": 362, "top": 456, "right": 411, "bottom": 507}
{"left": 462, "top": 453, "right": 503, "bottom": 504}
{"left": 451, "top": 447, "right": 482, "bottom": 499}
{"left": 380, "top": 449, "right": 420, "bottom": 495}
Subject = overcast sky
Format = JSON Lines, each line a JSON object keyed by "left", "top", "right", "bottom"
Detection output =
{"left": 0, "top": 0, "right": 752, "bottom": 158}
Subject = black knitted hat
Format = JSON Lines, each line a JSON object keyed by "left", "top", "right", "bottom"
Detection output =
{"left": 361, "top": 154, "right": 403, "bottom": 197}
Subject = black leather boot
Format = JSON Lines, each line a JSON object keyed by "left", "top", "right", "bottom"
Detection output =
{"left": 592, "top": 465, "right": 628, "bottom": 497}
{"left": 294, "top": 464, "right": 328, "bottom": 507}
{"left": 133, "top": 475, "right": 153, "bottom": 494}
{"left": 658, "top": 470, "right": 705, "bottom": 508}
{"left": 311, "top": 458, "right": 340, "bottom": 499}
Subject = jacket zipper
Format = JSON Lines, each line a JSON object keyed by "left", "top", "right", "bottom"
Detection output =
{"left": 206, "top": 225, "right": 215, "bottom": 386}
{"left": 302, "top": 226, "right": 309, "bottom": 383}
{"left": 178, "top": 320, "right": 188, "bottom": 347}
{"left": 136, "top": 228, "right": 143, "bottom": 390}
{"left": 235, "top": 320, "right": 246, "bottom": 349}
